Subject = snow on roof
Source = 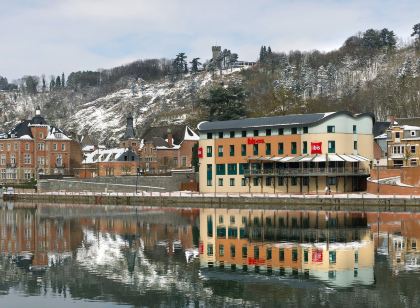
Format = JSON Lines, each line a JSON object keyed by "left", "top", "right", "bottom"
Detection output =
{"left": 83, "top": 147, "right": 128, "bottom": 164}
{"left": 183, "top": 126, "right": 199, "bottom": 141}
{"left": 19, "top": 134, "right": 32, "bottom": 140}
{"left": 374, "top": 133, "right": 387, "bottom": 139}
{"left": 402, "top": 125, "right": 420, "bottom": 130}
{"left": 45, "top": 126, "right": 71, "bottom": 140}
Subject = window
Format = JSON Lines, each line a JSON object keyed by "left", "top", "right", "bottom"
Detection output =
{"left": 291, "top": 142, "right": 297, "bottom": 154}
{"left": 6, "top": 144, "right": 10, "bottom": 151}
{"left": 412, "top": 240, "right": 417, "bottom": 250}
{"left": 395, "top": 132, "right": 400, "bottom": 138}
{"left": 37, "top": 143, "right": 45, "bottom": 151}
{"left": 216, "top": 164, "right": 225, "bottom": 175}
{"left": 253, "top": 144, "right": 258, "bottom": 155}
{"left": 265, "top": 129, "right": 271, "bottom": 136}
{"left": 353, "top": 141, "right": 357, "bottom": 150}
{"left": 206, "top": 146, "right": 212, "bottom": 157}
{"left": 291, "top": 177, "right": 297, "bottom": 186}
{"left": 253, "top": 130, "right": 259, "bottom": 137}
{"left": 207, "top": 244, "right": 214, "bottom": 256}
{"left": 279, "top": 249, "right": 285, "bottom": 261}
{"left": 278, "top": 128, "right": 284, "bottom": 135}
{"left": 254, "top": 246, "right": 259, "bottom": 259}
{"left": 292, "top": 249, "right": 298, "bottom": 262}
{"left": 265, "top": 177, "right": 272, "bottom": 186}
{"left": 219, "top": 215, "right": 224, "bottom": 224}
{"left": 304, "top": 250, "right": 308, "bottom": 263}
{"left": 265, "top": 143, "right": 271, "bottom": 155}
{"left": 241, "top": 144, "right": 246, "bottom": 156}
{"left": 242, "top": 246, "right": 248, "bottom": 258}
{"left": 242, "top": 131, "right": 247, "bottom": 137}
{"left": 218, "top": 145, "right": 223, "bottom": 157}
{"left": 303, "top": 127, "right": 308, "bottom": 134}
{"left": 303, "top": 141, "right": 308, "bottom": 154}
{"left": 39, "top": 132, "right": 44, "bottom": 139}
{"left": 278, "top": 143, "right": 284, "bottom": 155}
{"left": 328, "top": 140, "right": 335, "bottom": 153}
{"left": 13, "top": 143, "right": 18, "bottom": 150}
{"left": 227, "top": 163, "right": 237, "bottom": 175}
{"left": 230, "top": 216, "right": 235, "bottom": 224}
{"left": 10, "top": 154, "right": 16, "bottom": 165}
{"left": 207, "top": 133, "right": 213, "bottom": 139}
{"left": 207, "top": 164, "right": 212, "bottom": 186}
{"left": 278, "top": 177, "right": 284, "bottom": 186}
{"left": 24, "top": 170, "right": 32, "bottom": 180}
{"left": 228, "top": 227, "right": 238, "bottom": 238}
{"left": 411, "top": 146, "right": 416, "bottom": 154}
{"left": 329, "top": 251, "right": 336, "bottom": 264}
{"left": 181, "top": 156, "right": 187, "bottom": 167}
{"left": 229, "top": 145, "right": 235, "bottom": 156}
{"left": 253, "top": 178, "right": 259, "bottom": 186}
{"left": 353, "top": 125, "right": 357, "bottom": 134}
{"left": 37, "top": 157, "right": 45, "bottom": 166}
{"left": 219, "top": 244, "right": 224, "bottom": 256}
{"left": 291, "top": 127, "right": 298, "bottom": 134}
{"left": 218, "top": 178, "right": 223, "bottom": 186}
{"left": 0, "top": 155, "right": 5, "bottom": 165}
{"left": 241, "top": 178, "right": 246, "bottom": 186}
{"left": 218, "top": 132, "right": 223, "bottom": 139}
{"left": 239, "top": 163, "right": 247, "bottom": 175}
{"left": 302, "top": 177, "right": 309, "bottom": 186}
{"left": 327, "top": 125, "right": 335, "bottom": 133}
{"left": 230, "top": 245, "right": 236, "bottom": 258}
{"left": 327, "top": 177, "right": 337, "bottom": 185}
{"left": 24, "top": 154, "right": 31, "bottom": 164}
{"left": 61, "top": 143, "right": 65, "bottom": 151}
{"left": 0, "top": 144, "right": 3, "bottom": 151}
{"left": 53, "top": 143, "right": 58, "bottom": 151}
{"left": 25, "top": 143, "right": 30, "bottom": 151}
{"left": 230, "top": 131, "right": 235, "bottom": 138}
{"left": 411, "top": 131, "right": 416, "bottom": 137}
{"left": 267, "top": 248, "right": 272, "bottom": 260}
{"left": 410, "top": 159, "right": 417, "bottom": 166}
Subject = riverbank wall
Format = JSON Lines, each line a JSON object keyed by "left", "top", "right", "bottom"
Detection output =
{"left": 7, "top": 192, "right": 420, "bottom": 211}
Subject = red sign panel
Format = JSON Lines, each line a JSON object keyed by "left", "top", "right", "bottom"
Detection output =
{"left": 312, "top": 249, "right": 323, "bottom": 263}
{"left": 311, "top": 142, "right": 322, "bottom": 154}
{"left": 198, "top": 147, "right": 203, "bottom": 158}
{"left": 247, "top": 257, "right": 266, "bottom": 265}
{"left": 199, "top": 242, "right": 204, "bottom": 254}
{"left": 247, "top": 137, "right": 265, "bottom": 145}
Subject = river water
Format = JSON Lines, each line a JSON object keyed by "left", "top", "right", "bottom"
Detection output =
{"left": 0, "top": 203, "right": 419, "bottom": 307}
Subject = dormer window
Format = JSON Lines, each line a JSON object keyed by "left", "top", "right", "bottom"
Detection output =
{"left": 411, "top": 131, "right": 416, "bottom": 137}
{"left": 54, "top": 132, "right": 63, "bottom": 139}
{"left": 39, "top": 132, "right": 43, "bottom": 139}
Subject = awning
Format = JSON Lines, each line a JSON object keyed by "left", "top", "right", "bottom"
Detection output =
{"left": 327, "top": 154, "right": 345, "bottom": 162}
{"left": 312, "top": 154, "right": 326, "bottom": 162}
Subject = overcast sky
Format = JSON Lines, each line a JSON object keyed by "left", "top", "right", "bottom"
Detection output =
{"left": 1, "top": 0, "right": 419, "bottom": 80}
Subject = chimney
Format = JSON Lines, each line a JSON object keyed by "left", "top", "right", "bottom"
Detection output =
{"left": 387, "top": 115, "right": 396, "bottom": 125}
{"left": 35, "top": 106, "right": 41, "bottom": 116}
{"left": 167, "top": 128, "right": 173, "bottom": 147}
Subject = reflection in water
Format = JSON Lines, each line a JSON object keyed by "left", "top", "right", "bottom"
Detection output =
{"left": 199, "top": 209, "right": 374, "bottom": 288}
{"left": 1, "top": 203, "right": 420, "bottom": 307}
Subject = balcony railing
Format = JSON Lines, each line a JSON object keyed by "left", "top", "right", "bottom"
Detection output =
{"left": 244, "top": 167, "right": 369, "bottom": 177}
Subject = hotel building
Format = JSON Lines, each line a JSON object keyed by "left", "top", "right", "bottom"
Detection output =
{"left": 197, "top": 111, "right": 374, "bottom": 194}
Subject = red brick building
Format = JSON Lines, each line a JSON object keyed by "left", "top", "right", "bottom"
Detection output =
{"left": 138, "top": 125, "right": 199, "bottom": 173}
{"left": 0, "top": 107, "right": 82, "bottom": 183}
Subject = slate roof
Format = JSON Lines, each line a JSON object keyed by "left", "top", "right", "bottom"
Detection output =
{"left": 140, "top": 125, "right": 188, "bottom": 145}
{"left": 121, "top": 114, "right": 136, "bottom": 140}
{"left": 373, "top": 121, "right": 390, "bottom": 137}
{"left": 197, "top": 111, "right": 375, "bottom": 131}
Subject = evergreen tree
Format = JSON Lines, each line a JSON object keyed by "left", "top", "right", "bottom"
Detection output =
{"left": 190, "top": 58, "right": 201, "bottom": 73}
{"left": 41, "top": 75, "right": 46, "bottom": 92}
{"left": 206, "top": 60, "right": 216, "bottom": 78}
{"left": 49, "top": 77, "right": 55, "bottom": 91}
{"left": 191, "top": 143, "right": 199, "bottom": 172}
{"left": 412, "top": 23, "right": 420, "bottom": 49}
{"left": 380, "top": 28, "right": 396, "bottom": 50}
{"left": 61, "top": 73, "right": 65, "bottom": 87}
{"left": 55, "top": 76, "right": 61, "bottom": 90}
{"left": 201, "top": 84, "right": 247, "bottom": 121}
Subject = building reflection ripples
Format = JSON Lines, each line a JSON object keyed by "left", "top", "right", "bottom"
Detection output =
{"left": 1, "top": 204, "right": 420, "bottom": 307}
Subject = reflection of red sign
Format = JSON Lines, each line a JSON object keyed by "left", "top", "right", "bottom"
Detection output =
{"left": 247, "top": 257, "right": 265, "bottom": 265}
{"left": 311, "top": 142, "right": 322, "bottom": 154}
{"left": 198, "top": 147, "right": 203, "bottom": 158}
{"left": 312, "top": 249, "right": 323, "bottom": 262}
{"left": 199, "top": 242, "right": 204, "bottom": 254}
{"left": 247, "top": 137, "right": 265, "bottom": 145}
